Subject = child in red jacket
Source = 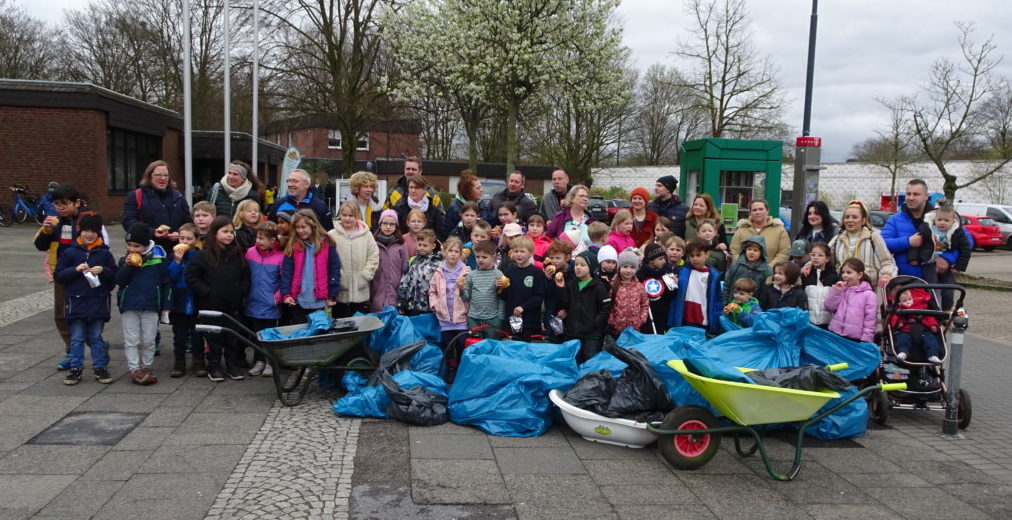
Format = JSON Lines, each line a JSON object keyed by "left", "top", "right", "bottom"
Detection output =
{"left": 608, "top": 250, "right": 649, "bottom": 335}
{"left": 889, "top": 288, "right": 942, "bottom": 364}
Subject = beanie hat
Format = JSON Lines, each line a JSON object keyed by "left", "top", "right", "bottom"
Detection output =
{"left": 643, "top": 242, "right": 666, "bottom": 263}
{"left": 276, "top": 210, "right": 294, "bottom": 224}
{"left": 78, "top": 213, "right": 103, "bottom": 233}
{"left": 125, "top": 222, "right": 151, "bottom": 245}
{"left": 790, "top": 239, "right": 809, "bottom": 257}
{"left": 577, "top": 250, "right": 598, "bottom": 274}
{"left": 618, "top": 249, "right": 640, "bottom": 269}
{"left": 597, "top": 245, "right": 618, "bottom": 264}
{"left": 502, "top": 223, "right": 523, "bottom": 237}
{"left": 630, "top": 186, "right": 651, "bottom": 203}
{"left": 379, "top": 209, "right": 399, "bottom": 225}
{"left": 656, "top": 175, "right": 677, "bottom": 194}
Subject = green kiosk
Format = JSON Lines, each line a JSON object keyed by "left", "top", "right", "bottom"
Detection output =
{"left": 678, "top": 138, "right": 783, "bottom": 232}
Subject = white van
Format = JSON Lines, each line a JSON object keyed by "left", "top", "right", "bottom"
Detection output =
{"left": 955, "top": 203, "right": 1012, "bottom": 249}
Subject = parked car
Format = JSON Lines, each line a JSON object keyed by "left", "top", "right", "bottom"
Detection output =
{"left": 955, "top": 203, "right": 1012, "bottom": 250}
{"left": 868, "top": 210, "right": 893, "bottom": 230}
{"left": 960, "top": 215, "right": 1003, "bottom": 251}
{"left": 587, "top": 195, "right": 609, "bottom": 222}
{"left": 479, "top": 179, "right": 506, "bottom": 201}
{"left": 606, "top": 199, "right": 631, "bottom": 223}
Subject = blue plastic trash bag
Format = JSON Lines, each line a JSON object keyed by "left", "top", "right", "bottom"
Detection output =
{"left": 362, "top": 307, "right": 430, "bottom": 355}
{"left": 333, "top": 342, "right": 447, "bottom": 421}
{"left": 798, "top": 386, "right": 869, "bottom": 439}
{"left": 449, "top": 340, "right": 580, "bottom": 437}
{"left": 407, "top": 313, "right": 441, "bottom": 344}
{"left": 799, "top": 325, "right": 880, "bottom": 381}
{"left": 682, "top": 355, "right": 755, "bottom": 385}
{"left": 259, "top": 311, "right": 332, "bottom": 340}
{"left": 704, "top": 309, "right": 805, "bottom": 369}
{"left": 334, "top": 370, "right": 447, "bottom": 420}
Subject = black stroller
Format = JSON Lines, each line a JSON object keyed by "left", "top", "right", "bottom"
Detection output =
{"left": 866, "top": 276, "right": 971, "bottom": 429}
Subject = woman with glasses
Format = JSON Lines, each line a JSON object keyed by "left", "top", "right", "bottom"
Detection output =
{"left": 121, "top": 160, "right": 192, "bottom": 251}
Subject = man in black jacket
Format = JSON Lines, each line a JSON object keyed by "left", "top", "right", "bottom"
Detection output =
{"left": 648, "top": 175, "right": 689, "bottom": 238}
{"left": 490, "top": 170, "right": 538, "bottom": 226}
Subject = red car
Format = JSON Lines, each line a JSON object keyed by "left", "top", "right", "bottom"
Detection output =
{"left": 960, "top": 215, "right": 1003, "bottom": 251}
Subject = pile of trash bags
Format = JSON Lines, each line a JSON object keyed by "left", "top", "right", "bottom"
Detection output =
{"left": 332, "top": 307, "right": 880, "bottom": 440}
{"left": 259, "top": 311, "right": 352, "bottom": 340}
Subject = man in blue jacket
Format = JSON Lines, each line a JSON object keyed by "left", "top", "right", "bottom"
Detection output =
{"left": 881, "top": 179, "right": 936, "bottom": 277}
{"left": 268, "top": 169, "right": 333, "bottom": 231}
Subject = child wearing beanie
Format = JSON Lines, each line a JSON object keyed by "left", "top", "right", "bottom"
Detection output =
{"left": 553, "top": 249, "right": 612, "bottom": 363}
{"left": 370, "top": 209, "right": 408, "bottom": 312}
{"left": 637, "top": 242, "right": 675, "bottom": 334}
{"left": 596, "top": 245, "right": 619, "bottom": 282}
{"left": 115, "top": 222, "right": 170, "bottom": 385}
{"left": 608, "top": 250, "right": 649, "bottom": 336}
{"left": 53, "top": 213, "right": 118, "bottom": 385}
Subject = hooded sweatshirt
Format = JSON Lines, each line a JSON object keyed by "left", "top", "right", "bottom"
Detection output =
{"left": 723, "top": 235, "right": 772, "bottom": 304}
{"left": 730, "top": 216, "right": 791, "bottom": 267}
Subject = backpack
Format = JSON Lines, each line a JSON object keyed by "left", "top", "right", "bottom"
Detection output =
{"left": 134, "top": 189, "right": 145, "bottom": 223}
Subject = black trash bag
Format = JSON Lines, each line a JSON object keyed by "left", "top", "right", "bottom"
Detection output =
{"left": 745, "top": 365, "right": 852, "bottom": 392}
{"left": 328, "top": 319, "right": 358, "bottom": 334}
{"left": 563, "top": 370, "right": 616, "bottom": 413}
{"left": 378, "top": 372, "right": 449, "bottom": 426}
{"left": 367, "top": 340, "right": 428, "bottom": 385}
{"left": 605, "top": 341, "right": 676, "bottom": 417}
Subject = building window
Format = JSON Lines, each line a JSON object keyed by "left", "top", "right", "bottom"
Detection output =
{"left": 327, "top": 130, "right": 370, "bottom": 151}
{"left": 107, "top": 128, "right": 161, "bottom": 193}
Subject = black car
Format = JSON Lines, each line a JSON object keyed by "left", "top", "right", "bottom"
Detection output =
{"left": 588, "top": 196, "right": 609, "bottom": 222}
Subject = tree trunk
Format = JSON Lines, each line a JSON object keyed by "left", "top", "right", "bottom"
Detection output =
{"left": 506, "top": 98, "right": 518, "bottom": 176}
{"left": 464, "top": 120, "right": 480, "bottom": 173}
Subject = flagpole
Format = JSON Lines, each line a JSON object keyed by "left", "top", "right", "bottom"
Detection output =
{"left": 252, "top": 0, "right": 259, "bottom": 184}
{"left": 183, "top": 0, "right": 192, "bottom": 203}
{"left": 223, "top": 0, "right": 231, "bottom": 171}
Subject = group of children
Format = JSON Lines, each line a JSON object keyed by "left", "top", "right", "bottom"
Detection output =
{"left": 47, "top": 184, "right": 964, "bottom": 385}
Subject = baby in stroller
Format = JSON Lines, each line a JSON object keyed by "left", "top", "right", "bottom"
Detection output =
{"left": 889, "top": 288, "right": 942, "bottom": 364}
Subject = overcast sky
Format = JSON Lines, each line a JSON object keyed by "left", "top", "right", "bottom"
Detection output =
{"left": 20, "top": 0, "right": 1012, "bottom": 162}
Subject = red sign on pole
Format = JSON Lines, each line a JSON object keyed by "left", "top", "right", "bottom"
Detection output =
{"left": 796, "top": 136, "right": 822, "bottom": 147}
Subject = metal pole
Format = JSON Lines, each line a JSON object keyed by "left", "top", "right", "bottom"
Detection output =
{"left": 802, "top": 0, "right": 818, "bottom": 136}
{"left": 183, "top": 0, "right": 192, "bottom": 203}
{"left": 252, "top": 0, "right": 259, "bottom": 183}
{"left": 942, "top": 312, "right": 969, "bottom": 435}
{"left": 223, "top": 0, "right": 231, "bottom": 171}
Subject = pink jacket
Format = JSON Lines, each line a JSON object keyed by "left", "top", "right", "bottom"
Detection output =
{"left": 824, "top": 281, "right": 878, "bottom": 342}
{"left": 428, "top": 261, "right": 471, "bottom": 324}
{"left": 607, "top": 231, "right": 636, "bottom": 253}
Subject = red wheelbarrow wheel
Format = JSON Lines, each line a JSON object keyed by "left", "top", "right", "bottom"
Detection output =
{"left": 658, "top": 406, "right": 722, "bottom": 470}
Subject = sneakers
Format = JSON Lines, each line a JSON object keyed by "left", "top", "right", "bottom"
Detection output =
{"left": 94, "top": 368, "right": 113, "bottom": 384}
{"left": 225, "top": 364, "right": 245, "bottom": 381}
{"left": 170, "top": 359, "right": 187, "bottom": 378}
{"left": 56, "top": 355, "right": 72, "bottom": 371}
{"left": 207, "top": 365, "right": 225, "bottom": 382}
{"left": 129, "top": 368, "right": 145, "bottom": 385}
{"left": 248, "top": 361, "right": 266, "bottom": 376}
{"left": 928, "top": 355, "right": 942, "bottom": 364}
{"left": 192, "top": 358, "right": 208, "bottom": 378}
{"left": 261, "top": 363, "right": 273, "bottom": 377}
{"left": 63, "top": 368, "right": 83, "bottom": 385}
{"left": 145, "top": 369, "right": 158, "bottom": 385}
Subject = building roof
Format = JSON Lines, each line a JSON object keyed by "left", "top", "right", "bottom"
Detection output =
{"left": 261, "top": 113, "right": 422, "bottom": 135}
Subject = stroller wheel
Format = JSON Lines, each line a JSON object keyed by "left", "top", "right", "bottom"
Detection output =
{"left": 869, "top": 390, "right": 889, "bottom": 426}
{"left": 957, "top": 389, "right": 972, "bottom": 429}
{"left": 657, "top": 406, "right": 721, "bottom": 470}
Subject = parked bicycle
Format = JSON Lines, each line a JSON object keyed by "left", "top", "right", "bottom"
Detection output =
{"left": 0, "top": 203, "right": 11, "bottom": 227}
{"left": 9, "top": 185, "right": 44, "bottom": 224}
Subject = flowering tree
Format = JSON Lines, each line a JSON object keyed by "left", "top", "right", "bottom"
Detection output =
{"left": 386, "top": 0, "right": 628, "bottom": 175}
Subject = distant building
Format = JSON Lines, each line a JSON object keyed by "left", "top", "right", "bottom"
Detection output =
{"left": 261, "top": 114, "right": 422, "bottom": 162}
{"left": 0, "top": 79, "right": 285, "bottom": 219}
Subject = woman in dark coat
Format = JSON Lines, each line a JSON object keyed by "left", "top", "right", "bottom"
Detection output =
{"left": 207, "top": 160, "right": 262, "bottom": 219}
{"left": 120, "top": 160, "right": 192, "bottom": 251}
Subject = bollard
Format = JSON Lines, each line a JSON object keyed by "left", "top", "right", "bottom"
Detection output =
{"left": 942, "top": 309, "right": 969, "bottom": 435}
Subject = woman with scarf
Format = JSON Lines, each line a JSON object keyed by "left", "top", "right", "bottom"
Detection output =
{"left": 393, "top": 175, "right": 446, "bottom": 240}
{"left": 207, "top": 161, "right": 262, "bottom": 219}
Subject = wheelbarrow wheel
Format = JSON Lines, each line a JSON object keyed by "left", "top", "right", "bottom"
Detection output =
{"left": 272, "top": 366, "right": 314, "bottom": 407}
{"left": 869, "top": 389, "right": 889, "bottom": 425}
{"left": 657, "top": 406, "right": 721, "bottom": 470}
{"left": 957, "top": 388, "right": 971, "bottom": 429}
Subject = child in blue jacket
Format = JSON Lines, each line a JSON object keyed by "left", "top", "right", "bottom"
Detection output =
{"left": 53, "top": 213, "right": 118, "bottom": 385}
{"left": 115, "top": 223, "right": 171, "bottom": 385}
{"left": 167, "top": 223, "right": 204, "bottom": 378}
{"left": 669, "top": 238, "right": 723, "bottom": 335}
{"left": 246, "top": 221, "right": 285, "bottom": 377}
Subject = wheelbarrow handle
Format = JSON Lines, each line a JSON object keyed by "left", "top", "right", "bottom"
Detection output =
{"left": 196, "top": 324, "right": 278, "bottom": 366}
{"left": 195, "top": 324, "right": 221, "bottom": 334}
{"left": 879, "top": 382, "right": 908, "bottom": 392}
{"left": 198, "top": 310, "right": 223, "bottom": 318}
{"left": 197, "top": 310, "right": 258, "bottom": 339}
{"left": 826, "top": 363, "right": 848, "bottom": 372}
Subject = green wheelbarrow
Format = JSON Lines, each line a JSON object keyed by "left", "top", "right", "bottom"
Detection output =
{"left": 647, "top": 360, "right": 906, "bottom": 481}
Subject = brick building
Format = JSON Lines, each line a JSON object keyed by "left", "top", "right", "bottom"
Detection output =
{"left": 262, "top": 114, "right": 421, "bottom": 162}
{"left": 0, "top": 80, "right": 286, "bottom": 220}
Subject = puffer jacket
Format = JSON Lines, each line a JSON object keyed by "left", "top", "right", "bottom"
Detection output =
{"left": 608, "top": 279, "right": 650, "bottom": 334}
{"left": 607, "top": 230, "right": 637, "bottom": 254}
{"left": 167, "top": 248, "right": 198, "bottom": 315}
{"left": 329, "top": 222, "right": 380, "bottom": 304}
{"left": 120, "top": 186, "right": 192, "bottom": 250}
{"left": 723, "top": 235, "right": 772, "bottom": 303}
{"left": 824, "top": 281, "right": 878, "bottom": 342}
{"left": 280, "top": 237, "right": 342, "bottom": 303}
{"left": 115, "top": 242, "right": 171, "bottom": 312}
{"left": 244, "top": 244, "right": 284, "bottom": 319}
{"left": 186, "top": 248, "right": 249, "bottom": 313}
{"left": 802, "top": 266, "right": 840, "bottom": 325}
{"left": 913, "top": 211, "right": 971, "bottom": 271}
{"left": 53, "top": 238, "right": 118, "bottom": 321}
{"left": 731, "top": 216, "right": 791, "bottom": 267}
{"left": 398, "top": 252, "right": 443, "bottom": 312}
{"left": 429, "top": 261, "right": 471, "bottom": 324}
{"left": 370, "top": 238, "right": 408, "bottom": 313}
{"left": 882, "top": 203, "right": 933, "bottom": 277}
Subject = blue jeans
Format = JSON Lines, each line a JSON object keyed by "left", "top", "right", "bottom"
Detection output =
{"left": 69, "top": 318, "right": 109, "bottom": 370}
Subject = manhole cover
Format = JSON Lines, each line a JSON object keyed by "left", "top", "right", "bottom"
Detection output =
{"left": 29, "top": 411, "right": 147, "bottom": 445}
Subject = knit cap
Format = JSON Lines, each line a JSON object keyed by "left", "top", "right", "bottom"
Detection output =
{"left": 597, "top": 245, "right": 618, "bottom": 264}
{"left": 629, "top": 186, "right": 651, "bottom": 202}
{"left": 656, "top": 175, "right": 677, "bottom": 194}
{"left": 378, "top": 209, "right": 399, "bottom": 225}
{"left": 78, "top": 213, "right": 103, "bottom": 233}
{"left": 790, "top": 239, "right": 809, "bottom": 257}
{"left": 577, "top": 250, "right": 599, "bottom": 274}
{"left": 125, "top": 222, "right": 151, "bottom": 245}
{"left": 643, "top": 242, "right": 665, "bottom": 263}
{"left": 276, "top": 210, "right": 294, "bottom": 224}
{"left": 618, "top": 249, "right": 640, "bottom": 269}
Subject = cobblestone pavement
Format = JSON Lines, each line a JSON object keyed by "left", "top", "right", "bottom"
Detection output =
{"left": 205, "top": 386, "right": 359, "bottom": 520}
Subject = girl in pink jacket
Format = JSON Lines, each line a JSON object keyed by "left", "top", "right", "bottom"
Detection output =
{"left": 824, "top": 258, "right": 878, "bottom": 343}
{"left": 607, "top": 210, "right": 637, "bottom": 253}
{"left": 428, "top": 237, "right": 471, "bottom": 347}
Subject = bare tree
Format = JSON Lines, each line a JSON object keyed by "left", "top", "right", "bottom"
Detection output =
{"left": 851, "top": 103, "right": 921, "bottom": 210}
{"left": 630, "top": 64, "right": 704, "bottom": 165}
{"left": 0, "top": 0, "right": 62, "bottom": 79}
{"left": 900, "top": 23, "right": 1012, "bottom": 200}
{"left": 675, "top": 0, "right": 787, "bottom": 138}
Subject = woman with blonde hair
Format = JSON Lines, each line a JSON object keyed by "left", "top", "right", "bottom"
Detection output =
{"left": 825, "top": 201, "right": 896, "bottom": 287}
{"left": 342, "top": 171, "right": 382, "bottom": 229}
{"left": 545, "top": 185, "right": 595, "bottom": 241}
